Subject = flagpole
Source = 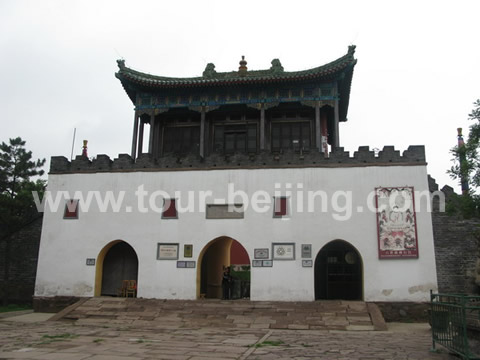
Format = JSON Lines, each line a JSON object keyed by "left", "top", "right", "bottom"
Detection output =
{"left": 70, "top": 128, "right": 76, "bottom": 161}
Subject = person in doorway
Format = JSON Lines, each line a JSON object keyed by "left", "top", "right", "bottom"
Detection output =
{"left": 222, "top": 266, "right": 232, "bottom": 300}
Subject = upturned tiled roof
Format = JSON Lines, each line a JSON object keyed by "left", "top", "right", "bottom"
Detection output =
{"left": 115, "top": 46, "right": 357, "bottom": 89}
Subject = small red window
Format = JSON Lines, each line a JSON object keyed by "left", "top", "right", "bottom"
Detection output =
{"left": 163, "top": 198, "right": 178, "bottom": 219}
{"left": 64, "top": 199, "right": 79, "bottom": 219}
{"left": 274, "top": 197, "right": 287, "bottom": 217}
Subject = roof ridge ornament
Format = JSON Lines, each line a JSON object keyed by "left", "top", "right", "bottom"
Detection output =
{"left": 117, "top": 59, "right": 126, "bottom": 70}
{"left": 202, "top": 63, "right": 217, "bottom": 78}
{"left": 270, "top": 59, "right": 284, "bottom": 74}
{"left": 238, "top": 55, "right": 247, "bottom": 76}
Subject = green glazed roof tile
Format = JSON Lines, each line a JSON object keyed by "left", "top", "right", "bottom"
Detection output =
{"left": 115, "top": 45, "right": 356, "bottom": 88}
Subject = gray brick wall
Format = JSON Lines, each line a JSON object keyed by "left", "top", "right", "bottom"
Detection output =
{"left": 430, "top": 176, "right": 480, "bottom": 294}
{"left": 432, "top": 211, "right": 479, "bottom": 293}
{"left": 0, "top": 216, "right": 43, "bottom": 304}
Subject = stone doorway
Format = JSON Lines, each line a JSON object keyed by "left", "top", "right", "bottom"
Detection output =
{"left": 95, "top": 241, "right": 138, "bottom": 296}
{"left": 314, "top": 240, "right": 363, "bottom": 300}
{"left": 197, "top": 237, "right": 250, "bottom": 299}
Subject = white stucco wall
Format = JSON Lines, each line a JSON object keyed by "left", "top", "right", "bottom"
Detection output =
{"left": 35, "top": 164, "right": 438, "bottom": 302}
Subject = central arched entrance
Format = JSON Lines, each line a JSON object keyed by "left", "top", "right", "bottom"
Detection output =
{"left": 197, "top": 237, "right": 250, "bottom": 299}
{"left": 95, "top": 240, "right": 138, "bottom": 297}
{"left": 314, "top": 240, "right": 363, "bottom": 300}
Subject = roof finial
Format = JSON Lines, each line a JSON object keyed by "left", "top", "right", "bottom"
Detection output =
{"left": 116, "top": 59, "right": 126, "bottom": 69}
{"left": 238, "top": 55, "right": 247, "bottom": 76}
{"left": 82, "top": 140, "right": 88, "bottom": 158}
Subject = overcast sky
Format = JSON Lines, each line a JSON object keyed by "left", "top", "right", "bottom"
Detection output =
{"left": 1, "top": 0, "right": 479, "bottom": 191}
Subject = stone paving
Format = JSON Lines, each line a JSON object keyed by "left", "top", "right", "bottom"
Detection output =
{"left": 62, "top": 298, "right": 382, "bottom": 331}
{"left": 0, "top": 314, "right": 455, "bottom": 360}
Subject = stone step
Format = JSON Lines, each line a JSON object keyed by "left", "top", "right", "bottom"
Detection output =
{"left": 57, "top": 297, "right": 386, "bottom": 331}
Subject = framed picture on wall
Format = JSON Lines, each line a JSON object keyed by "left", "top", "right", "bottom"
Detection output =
{"left": 254, "top": 248, "right": 269, "bottom": 259}
{"left": 157, "top": 243, "right": 179, "bottom": 260}
{"left": 302, "top": 260, "right": 313, "bottom": 267}
{"left": 301, "top": 244, "right": 312, "bottom": 258}
{"left": 184, "top": 244, "right": 193, "bottom": 258}
{"left": 272, "top": 243, "right": 295, "bottom": 260}
{"left": 252, "top": 260, "right": 263, "bottom": 267}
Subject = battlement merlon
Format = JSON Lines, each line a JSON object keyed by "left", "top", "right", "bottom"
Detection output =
{"left": 49, "top": 145, "right": 426, "bottom": 174}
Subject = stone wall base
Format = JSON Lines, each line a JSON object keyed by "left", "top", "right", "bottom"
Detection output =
{"left": 32, "top": 297, "right": 431, "bottom": 321}
{"left": 375, "top": 301, "right": 429, "bottom": 322}
{"left": 33, "top": 296, "right": 82, "bottom": 313}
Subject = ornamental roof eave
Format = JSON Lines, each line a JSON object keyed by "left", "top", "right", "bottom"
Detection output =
{"left": 115, "top": 45, "right": 357, "bottom": 121}
{"left": 115, "top": 45, "right": 356, "bottom": 89}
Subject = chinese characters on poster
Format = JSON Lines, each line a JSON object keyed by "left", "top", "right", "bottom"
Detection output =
{"left": 376, "top": 187, "right": 418, "bottom": 259}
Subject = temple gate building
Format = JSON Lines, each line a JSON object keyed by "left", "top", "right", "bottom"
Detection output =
{"left": 35, "top": 46, "right": 439, "bottom": 303}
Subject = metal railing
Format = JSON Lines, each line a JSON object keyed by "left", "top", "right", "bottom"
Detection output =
{"left": 431, "top": 291, "right": 480, "bottom": 359}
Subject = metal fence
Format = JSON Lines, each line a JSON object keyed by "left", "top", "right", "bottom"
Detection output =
{"left": 431, "top": 291, "right": 480, "bottom": 359}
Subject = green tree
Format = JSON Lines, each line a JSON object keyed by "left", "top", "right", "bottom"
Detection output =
{"left": 448, "top": 100, "right": 480, "bottom": 217}
{"left": 0, "top": 137, "right": 46, "bottom": 305}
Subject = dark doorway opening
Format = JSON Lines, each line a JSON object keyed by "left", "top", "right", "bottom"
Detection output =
{"left": 101, "top": 242, "right": 138, "bottom": 296}
{"left": 314, "top": 240, "right": 362, "bottom": 300}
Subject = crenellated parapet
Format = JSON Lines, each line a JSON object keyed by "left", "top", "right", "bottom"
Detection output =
{"left": 50, "top": 145, "right": 426, "bottom": 174}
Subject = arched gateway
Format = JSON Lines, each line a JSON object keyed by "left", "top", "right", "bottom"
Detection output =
{"left": 314, "top": 240, "right": 363, "bottom": 300}
{"left": 197, "top": 237, "right": 250, "bottom": 299}
{"left": 94, "top": 240, "right": 138, "bottom": 296}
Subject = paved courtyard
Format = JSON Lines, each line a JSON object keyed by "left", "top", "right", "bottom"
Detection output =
{"left": 0, "top": 311, "right": 456, "bottom": 360}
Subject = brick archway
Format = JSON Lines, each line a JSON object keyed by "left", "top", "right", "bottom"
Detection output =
{"left": 314, "top": 240, "right": 363, "bottom": 300}
{"left": 94, "top": 240, "right": 138, "bottom": 297}
{"left": 196, "top": 236, "right": 250, "bottom": 299}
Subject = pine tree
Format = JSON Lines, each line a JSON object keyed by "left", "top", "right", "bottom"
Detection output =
{"left": 0, "top": 137, "right": 46, "bottom": 305}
